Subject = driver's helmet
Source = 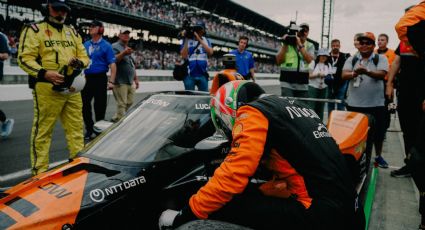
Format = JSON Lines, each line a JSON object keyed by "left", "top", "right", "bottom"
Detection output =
{"left": 53, "top": 66, "right": 86, "bottom": 95}
{"left": 210, "top": 80, "right": 265, "bottom": 138}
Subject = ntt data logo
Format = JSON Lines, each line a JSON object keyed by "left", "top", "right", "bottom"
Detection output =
{"left": 89, "top": 176, "right": 146, "bottom": 202}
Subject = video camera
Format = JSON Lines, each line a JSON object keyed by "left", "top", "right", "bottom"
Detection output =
{"left": 178, "top": 11, "right": 203, "bottom": 39}
{"left": 279, "top": 21, "right": 301, "bottom": 46}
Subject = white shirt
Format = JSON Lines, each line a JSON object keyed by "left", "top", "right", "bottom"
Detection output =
{"left": 309, "top": 62, "right": 333, "bottom": 89}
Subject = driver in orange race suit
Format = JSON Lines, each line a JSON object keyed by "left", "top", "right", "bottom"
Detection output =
{"left": 159, "top": 80, "right": 365, "bottom": 230}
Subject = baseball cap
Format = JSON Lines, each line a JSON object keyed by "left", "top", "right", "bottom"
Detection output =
{"left": 300, "top": 23, "right": 309, "bottom": 30}
{"left": 90, "top": 20, "right": 103, "bottom": 27}
{"left": 194, "top": 21, "right": 206, "bottom": 30}
{"left": 317, "top": 48, "right": 330, "bottom": 57}
{"left": 120, "top": 30, "right": 131, "bottom": 34}
{"left": 357, "top": 32, "right": 376, "bottom": 43}
{"left": 48, "top": 0, "right": 71, "bottom": 12}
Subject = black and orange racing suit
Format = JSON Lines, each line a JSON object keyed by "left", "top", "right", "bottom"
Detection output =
{"left": 177, "top": 95, "right": 363, "bottom": 230}
{"left": 396, "top": 1, "right": 425, "bottom": 225}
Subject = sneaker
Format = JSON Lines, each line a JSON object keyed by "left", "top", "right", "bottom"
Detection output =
{"left": 390, "top": 165, "right": 411, "bottom": 178}
{"left": 375, "top": 156, "right": 389, "bottom": 168}
{"left": 1, "top": 119, "right": 14, "bottom": 138}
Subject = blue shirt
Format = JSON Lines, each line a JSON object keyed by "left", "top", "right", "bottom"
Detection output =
{"left": 180, "top": 37, "right": 211, "bottom": 77}
{"left": 84, "top": 38, "right": 116, "bottom": 75}
{"left": 230, "top": 49, "right": 254, "bottom": 77}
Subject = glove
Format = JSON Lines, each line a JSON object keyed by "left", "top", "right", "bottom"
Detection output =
{"left": 68, "top": 58, "right": 84, "bottom": 69}
{"left": 158, "top": 209, "right": 180, "bottom": 230}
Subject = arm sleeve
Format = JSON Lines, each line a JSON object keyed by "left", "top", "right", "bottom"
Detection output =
{"left": 342, "top": 57, "right": 354, "bottom": 71}
{"left": 189, "top": 106, "right": 269, "bottom": 219}
{"left": 74, "top": 34, "right": 90, "bottom": 68}
{"left": 0, "top": 34, "right": 9, "bottom": 54}
{"left": 17, "top": 26, "right": 43, "bottom": 77}
{"left": 249, "top": 53, "right": 255, "bottom": 69}
{"left": 395, "top": 2, "right": 425, "bottom": 41}
{"left": 106, "top": 43, "right": 116, "bottom": 64}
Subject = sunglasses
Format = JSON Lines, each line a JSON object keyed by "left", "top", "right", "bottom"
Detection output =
{"left": 359, "top": 41, "right": 374, "bottom": 46}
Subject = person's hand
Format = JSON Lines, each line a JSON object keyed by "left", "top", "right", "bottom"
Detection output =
{"left": 158, "top": 209, "right": 180, "bottom": 230}
{"left": 354, "top": 65, "right": 368, "bottom": 75}
{"left": 133, "top": 80, "right": 139, "bottom": 90}
{"left": 107, "top": 81, "right": 115, "bottom": 90}
{"left": 68, "top": 58, "right": 84, "bottom": 69}
{"left": 193, "top": 31, "right": 201, "bottom": 42}
{"left": 44, "top": 70, "right": 64, "bottom": 85}
{"left": 123, "top": 47, "right": 133, "bottom": 55}
{"left": 385, "top": 83, "right": 394, "bottom": 100}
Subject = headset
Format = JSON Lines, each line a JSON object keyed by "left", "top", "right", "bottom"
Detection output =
{"left": 98, "top": 25, "right": 104, "bottom": 35}
{"left": 238, "top": 36, "right": 249, "bottom": 49}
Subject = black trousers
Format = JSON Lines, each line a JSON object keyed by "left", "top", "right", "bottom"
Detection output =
{"left": 207, "top": 186, "right": 363, "bottom": 230}
{"left": 0, "top": 109, "right": 5, "bottom": 122}
{"left": 409, "top": 114, "right": 425, "bottom": 218}
{"left": 81, "top": 73, "right": 108, "bottom": 133}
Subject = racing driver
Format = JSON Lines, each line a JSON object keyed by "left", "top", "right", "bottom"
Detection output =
{"left": 159, "top": 81, "right": 365, "bottom": 230}
{"left": 18, "top": 0, "right": 89, "bottom": 175}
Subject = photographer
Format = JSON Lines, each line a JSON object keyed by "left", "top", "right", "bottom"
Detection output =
{"left": 180, "top": 21, "right": 213, "bottom": 92}
{"left": 276, "top": 23, "right": 314, "bottom": 98}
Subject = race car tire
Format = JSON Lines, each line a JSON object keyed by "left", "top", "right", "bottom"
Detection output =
{"left": 175, "top": 220, "right": 253, "bottom": 230}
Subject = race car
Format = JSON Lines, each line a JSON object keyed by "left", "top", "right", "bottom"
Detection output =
{"left": 0, "top": 91, "right": 371, "bottom": 229}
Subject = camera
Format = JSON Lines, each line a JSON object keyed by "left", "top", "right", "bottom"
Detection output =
{"left": 178, "top": 11, "right": 203, "bottom": 39}
{"left": 279, "top": 21, "right": 300, "bottom": 46}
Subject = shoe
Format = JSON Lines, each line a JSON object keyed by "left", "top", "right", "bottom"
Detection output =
{"left": 1, "top": 119, "right": 14, "bottom": 138}
{"left": 391, "top": 165, "right": 411, "bottom": 178}
{"left": 375, "top": 156, "right": 389, "bottom": 168}
{"left": 84, "top": 131, "right": 95, "bottom": 141}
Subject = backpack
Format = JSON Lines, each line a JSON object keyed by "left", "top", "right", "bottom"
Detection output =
{"left": 351, "top": 53, "right": 379, "bottom": 68}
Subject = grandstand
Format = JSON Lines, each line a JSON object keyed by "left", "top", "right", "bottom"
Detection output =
{"left": 0, "top": 0, "right": 317, "bottom": 76}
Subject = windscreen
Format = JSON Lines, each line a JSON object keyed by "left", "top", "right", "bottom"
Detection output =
{"left": 83, "top": 94, "right": 214, "bottom": 163}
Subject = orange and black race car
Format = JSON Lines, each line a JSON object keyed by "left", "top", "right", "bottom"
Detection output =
{"left": 0, "top": 91, "right": 371, "bottom": 229}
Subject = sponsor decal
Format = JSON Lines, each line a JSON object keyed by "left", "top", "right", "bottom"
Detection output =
{"left": 232, "top": 142, "right": 240, "bottom": 148}
{"left": 195, "top": 103, "right": 210, "bottom": 110}
{"left": 236, "top": 113, "right": 249, "bottom": 121}
{"left": 312, "top": 123, "right": 331, "bottom": 139}
{"left": 232, "top": 123, "right": 243, "bottom": 136}
{"left": 65, "top": 31, "right": 71, "bottom": 38}
{"left": 44, "top": 40, "right": 75, "bottom": 48}
{"left": 142, "top": 98, "right": 169, "bottom": 107}
{"left": 89, "top": 176, "right": 146, "bottom": 203}
{"left": 38, "top": 182, "right": 72, "bottom": 199}
{"left": 285, "top": 106, "right": 319, "bottom": 119}
{"left": 44, "top": 29, "right": 52, "bottom": 37}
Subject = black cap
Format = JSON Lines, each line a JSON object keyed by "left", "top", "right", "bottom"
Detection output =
{"left": 90, "top": 20, "right": 103, "bottom": 27}
{"left": 194, "top": 21, "right": 206, "bottom": 30}
{"left": 300, "top": 23, "right": 309, "bottom": 30}
{"left": 48, "top": 0, "right": 71, "bottom": 12}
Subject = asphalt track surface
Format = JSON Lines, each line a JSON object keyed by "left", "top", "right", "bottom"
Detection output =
{"left": 0, "top": 84, "right": 421, "bottom": 229}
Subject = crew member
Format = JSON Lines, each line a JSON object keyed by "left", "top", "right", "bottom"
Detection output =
{"left": 18, "top": 0, "right": 89, "bottom": 175}
{"left": 230, "top": 36, "right": 255, "bottom": 82}
{"left": 159, "top": 81, "right": 364, "bottom": 230}
{"left": 210, "top": 53, "right": 244, "bottom": 95}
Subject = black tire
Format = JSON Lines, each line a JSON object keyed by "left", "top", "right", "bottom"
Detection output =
{"left": 176, "top": 220, "right": 253, "bottom": 230}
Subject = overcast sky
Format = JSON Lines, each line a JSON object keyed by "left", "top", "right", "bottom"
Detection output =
{"left": 232, "top": 0, "right": 420, "bottom": 54}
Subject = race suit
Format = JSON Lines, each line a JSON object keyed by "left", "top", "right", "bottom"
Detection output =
{"left": 18, "top": 20, "right": 89, "bottom": 175}
{"left": 182, "top": 95, "right": 363, "bottom": 229}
